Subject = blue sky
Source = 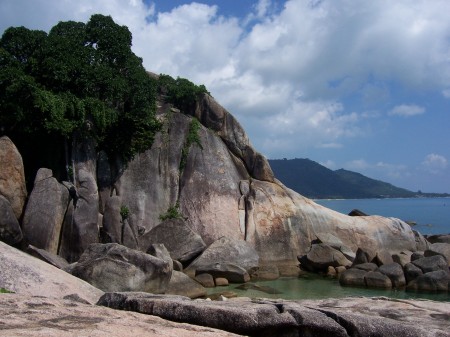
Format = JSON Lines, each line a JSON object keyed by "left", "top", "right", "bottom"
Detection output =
{"left": 1, "top": 0, "right": 449, "bottom": 193}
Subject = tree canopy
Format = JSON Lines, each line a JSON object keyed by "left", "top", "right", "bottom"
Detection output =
{"left": 0, "top": 14, "right": 160, "bottom": 162}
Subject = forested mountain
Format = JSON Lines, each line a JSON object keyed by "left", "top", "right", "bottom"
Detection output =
{"left": 269, "top": 158, "right": 448, "bottom": 199}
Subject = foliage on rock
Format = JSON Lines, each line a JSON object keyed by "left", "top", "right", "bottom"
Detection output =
{"left": 0, "top": 14, "right": 161, "bottom": 163}
{"left": 180, "top": 117, "right": 203, "bottom": 171}
{"left": 159, "top": 203, "right": 184, "bottom": 221}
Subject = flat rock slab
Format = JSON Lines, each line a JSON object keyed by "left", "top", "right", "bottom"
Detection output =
{"left": 98, "top": 292, "right": 450, "bottom": 337}
{"left": 0, "top": 294, "right": 238, "bottom": 337}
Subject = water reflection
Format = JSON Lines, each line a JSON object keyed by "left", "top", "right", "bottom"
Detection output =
{"left": 207, "top": 274, "right": 450, "bottom": 302}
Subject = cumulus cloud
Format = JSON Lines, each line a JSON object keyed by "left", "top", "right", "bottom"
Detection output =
{"left": 1, "top": 0, "right": 449, "bottom": 160}
{"left": 422, "top": 153, "right": 448, "bottom": 174}
{"left": 388, "top": 104, "right": 425, "bottom": 117}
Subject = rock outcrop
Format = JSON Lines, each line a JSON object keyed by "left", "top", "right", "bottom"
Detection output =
{"left": 0, "top": 136, "right": 27, "bottom": 220}
{"left": 0, "top": 241, "right": 102, "bottom": 304}
{"left": 98, "top": 292, "right": 450, "bottom": 337}
{"left": 0, "top": 195, "right": 23, "bottom": 245}
{"left": 69, "top": 243, "right": 172, "bottom": 293}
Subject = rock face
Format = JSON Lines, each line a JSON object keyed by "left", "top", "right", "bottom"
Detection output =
{"left": 0, "top": 195, "right": 23, "bottom": 245}
{"left": 21, "top": 168, "right": 70, "bottom": 254}
{"left": 0, "top": 241, "right": 102, "bottom": 304}
{"left": 0, "top": 136, "right": 27, "bottom": 220}
{"left": 140, "top": 218, "right": 206, "bottom": 264}
{"left": 0, "top": 294, "right": 238, "bottom": 337}
{"left": 98, "top": 292, "right": 450, "bottom": 337}
{"left": 69, "top": 243, "right": 172, "bottom": 293}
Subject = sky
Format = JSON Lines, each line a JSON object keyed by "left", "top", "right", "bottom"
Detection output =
{"left": 0, "top": 0, "right": 449, "bottom": 193}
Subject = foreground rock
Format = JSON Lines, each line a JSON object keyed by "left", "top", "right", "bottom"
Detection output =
{"left": 69, "top": 243, "right": 172, "bottom": 293}
{"left": 98, "top": 292, "right": 450, "bottom": 337}
{"left": 0, "top": 241, "right": 102, "bottom": 304}
{"left": 0, "top": 294, "right": 238, "bottom": 337}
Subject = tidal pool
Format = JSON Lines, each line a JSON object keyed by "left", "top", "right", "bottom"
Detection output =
{"left": 207, "top": 274, "right": 450, "bottom": 302}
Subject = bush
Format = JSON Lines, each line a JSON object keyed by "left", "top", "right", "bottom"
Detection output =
{"left": 120, "top": 205, "right": 130, "bottom": 220}
{"left": 159, "top": 203, "right": 183, "bottom": 221}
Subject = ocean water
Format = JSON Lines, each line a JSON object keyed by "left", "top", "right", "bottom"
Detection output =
{"left": 206, "top": 198, "right": 450, "bottom": 302}
{"left": 207, "top": 275, "right": 450, "bottom": 302}
{"left": 315, "top": 197, "right": 450, "bottom": 235}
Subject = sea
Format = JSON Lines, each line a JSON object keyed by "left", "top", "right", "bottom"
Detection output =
{"left": 315, "top": 197, "right": 450, "bottom": 235}
{"left": 209, "top": 198, "right": 450, "bottom": 302}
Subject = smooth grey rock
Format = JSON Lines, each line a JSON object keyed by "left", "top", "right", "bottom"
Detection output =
{"left": 140, "top": 218, "right": 206, "bottom": 264}
{"left": 425, "top": 243, "right": 450, "bottom": 264}
{"left": 147, "top": 243, "right": 173, "bottom": 271}
{"left": 0, "top": 241, "right": 103, "bottom": 303}
{"left": 413, "top": 230, "right": 430, "bottom": 251}
{"left": 392, "top": 251, "right": 413, "bottom": 267}
{"left": 70, "top": 243, "right": 171, "bottom": 293}
{"left": 196, "top": 263, "right": 250, "bottom": 283}
{"left": 426, "top": 234, "right": 450, "bottom": 244}
{"left": 404, "top": 263, "right": 424, "bottom": 283}
{"left": 352, "top": 247, "right": 377, "bottom": 265}
{"left": 21, "top": 168, "right": 70, "bottom": 254}
{"left": 195, "top": 273, "right": 215, "bottom": 288}
{"left": 249, "top": 265, "right": 280, "bottom": 280}
{"left": 0, "top": 136, "right": 27, "bottom": 220}
{"left": 407, "top": 270, "right": 450, "bottom": 292}
{"left": 0, "top": 195, "right": 22, "bottom": 245}
{"left": 26, "top": 244, "right": 69, "bottom": 269}
{"left": 63, "top": 168, "right": 100, "bottom": 262}
{"left": 373, "top": 250, "right": 394, "bottom": 266}
{"left": 412, "top": 255, "right": 449, "bottom": 274}
{"left": 185, "top": 237, "right": 259, "bottom": 276}
{"left": 298, "top": 243, "right": 352, "bottom": 272}
{"left": 165, "top": 270, "right": 206, "bottom": 299}
{"left": 411, "top": 251, "right": 424, "bottom": 261}
{"left": 364, "top": 271, "right": 392, "bottom": 288}
{"left": 353, "top": 262, "right": 378, "bottom": 272}
{"left": 102, "top": 195, "right": 122, "bottom": 244}
{"left": 339, "top": 268, "right": 367, "bottom": 287}
{"left": 378, "top": 263, "right": 406, "bottom": 288}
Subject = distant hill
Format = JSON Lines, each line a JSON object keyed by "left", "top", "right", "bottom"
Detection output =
{"left": 269, "top": 158, "right": 449, "bottom": 199}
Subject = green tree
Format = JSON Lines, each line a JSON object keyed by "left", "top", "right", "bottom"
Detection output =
{"left": 0, "top": 14, "right": 161, "bottom": 181}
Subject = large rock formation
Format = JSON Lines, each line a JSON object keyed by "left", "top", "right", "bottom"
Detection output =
{"left": 0, "top": 241, "right": 102, "bottom": 304}
{"left": 0, "top": 136, "right": 27, "bottom": 220}
{"left": 1, "top": 92, "right": 421, "bottom": 274}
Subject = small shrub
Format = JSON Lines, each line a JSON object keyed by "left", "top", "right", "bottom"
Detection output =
{"left": 120, "top": 205, "right": 130, "bottom": 220}
{"left": 0, "top": 288, "right": 13, "bottom": 293}
{"left": 179, "top": 117, "right": 203, "bottom": 171}
{"left": 159, "top": 203, "right": 183, "bottom": 221}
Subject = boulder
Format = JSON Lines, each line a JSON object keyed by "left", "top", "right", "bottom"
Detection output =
{"left": 69, "top": 243, "right": 172, "bottom": 293}
{"left": 101, "top": 195, "right": 122, "bottom": 243}
{"left": 426, "top": 234, "right": 450, "bottom": 244}
{"left": 0, "top": 294, "right": 237, "bottom": 337}
{"left": 249, "top": 265, "right": 280, "bottom": 280}
{"left": 195, "top": 273, "right": 215, "bottom": 288}
{"left": 185, "top": 237, "right": 259, "bottom": 276}
{"left": 0, "top": 136, "right": 27, "bottom": 220}
{"left": 404, "top": 263, "right": 423, "bottom": 283}
{"left": 147, "top": 243, "right": 174, "bottom": 271}
{"left": 407, "top": 270, "right": 450, "bottom": 292}
{"left": 59, "top": 168, "right": 100, "bottom": 262}
{"left": 298, "top": 244, "right": 352, "bottom": 272}
{"left": 378, "top": 263, "right": 406, "bottom": 288}
{"left": 373, "top": 250, "right": 394, "bottom": 266}
{"left": 352, "top": 247, "right": 377, "bottom": 266}
{"left": 411, "top": 251, "right": 424, "bottom": 261}
{"left": 0, "top": 241, "right": 102, "bottom": 303}
{"left": 21, "top": 168, "right": 70, "bottom": 254}
{"left": 413, "top": 230, "right": 429, "bottom": 251}
{"left": 339, "top": 268, "right": 367, "bottom": 287}
{"left": 353, "top": 262, "right": 378, "bottom": 272}
{"left": 411, "top": 255, "right": 449, "bottom": 274}
{"left": 392, "top": 251, "right": 413, "bottom": 267}
{"left": 425, "top": 243, "right": 450, "bottom": 264}
{"left": 364, "top": 271, "right": 392, "bottom": 288}
{"left": 315, "top": 233, "right": 355, "bottom": 261}
{"left": 196, "top": 263, "right": 250, "bottom": 283}
{"left": 166, "top": 270, "right": 206, "bottom": 299}
{"left": 215, "top": 277, "right": 229, "bottom": 286}
{"left": 140, "top": 218, "right": 206, "bottom": 264}
{"left": 26, "top": 244, "right": 69, "bottom": 269}
{"left": 0, "top": 195, "right": 23, "bottom": 245}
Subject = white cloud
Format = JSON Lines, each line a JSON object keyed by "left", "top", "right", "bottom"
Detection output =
{"left": 345, "top": 159, "right": 370, "bottom": 170}
{"left": 1, "top": 0, "right": 450, "bottom": 159}
{"left": 389, "top": 104, "right": 425, "bottom": 117}
{"left": 320, "top": 160, "right": 337, "bottom": 170}
{"left": 422, "top": 154, "right": 448, "bottom": 174}
{"left": 443, "top": 89, "right": 450, "bottom": 98}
